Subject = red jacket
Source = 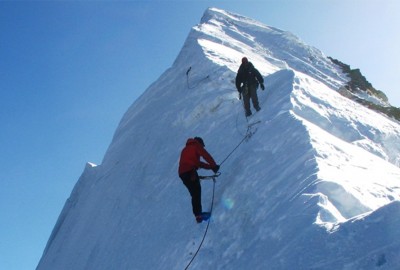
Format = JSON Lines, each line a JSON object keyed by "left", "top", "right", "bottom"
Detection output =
{"left": 178, "top": 138, "right": 217, "bottom": 175}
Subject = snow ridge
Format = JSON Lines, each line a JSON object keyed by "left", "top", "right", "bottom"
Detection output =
{"left": 37, "top": 8, "right": 400, "bottom": 270}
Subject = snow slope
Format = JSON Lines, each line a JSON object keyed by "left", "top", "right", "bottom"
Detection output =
{"left": 37, "top": 8, "right": 400, "bottom": 270}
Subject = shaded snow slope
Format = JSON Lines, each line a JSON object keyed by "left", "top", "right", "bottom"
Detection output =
{"left": 37, "top": 8, "right": 400, "bottom": 270}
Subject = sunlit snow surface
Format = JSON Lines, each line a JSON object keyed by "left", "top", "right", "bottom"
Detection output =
{"left": 37, "top": 8, "right": 400, "bottom": 270}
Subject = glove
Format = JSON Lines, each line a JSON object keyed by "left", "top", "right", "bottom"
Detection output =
{"left": 212, "top": 165, "right": 220, "bottom": 174}
{"left": 260, "top": 84, "right": 265, "bottom": 90}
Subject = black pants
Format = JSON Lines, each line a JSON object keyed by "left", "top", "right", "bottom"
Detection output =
{"left": 243, "top": 84, "right": 260, "bottom": 114}
{"left": 180, "top": 170, "right": 202, "bottom": 216}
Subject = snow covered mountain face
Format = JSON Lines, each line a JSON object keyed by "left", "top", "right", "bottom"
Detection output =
{"left": 37, "top": 8, "right": 400, "bottom": 270}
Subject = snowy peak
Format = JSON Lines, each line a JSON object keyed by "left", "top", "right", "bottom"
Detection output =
{"left": 194, "top": 8, "right": 347, "bottom": 88}
{"left": 37, "top": 8, "right": 400, "bottom": 270}
{"left": 197, "top": 8, "right": 400, "bottom": 120}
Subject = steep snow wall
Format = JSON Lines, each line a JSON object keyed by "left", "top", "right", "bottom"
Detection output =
{"left": 37, "top": 8, "right": 400, "bottom": 270}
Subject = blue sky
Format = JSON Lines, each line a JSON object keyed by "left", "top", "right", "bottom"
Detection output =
{"left": 1, "top": 1, "right": 399, "bottom": 269}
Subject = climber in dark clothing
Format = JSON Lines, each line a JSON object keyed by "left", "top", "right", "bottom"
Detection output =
{"left": 178, "top": 137, "right": 219, "bottom": 223}
{"left": 235, "top": 57, "right": 265, "bottom": 117}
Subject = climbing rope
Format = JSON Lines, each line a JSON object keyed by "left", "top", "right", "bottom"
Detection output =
{"left": 186, "top": 66, "right": 210, "bottom": 89}
{"left": 184, "top": 124, "right": 257, "bottom": 269}
{"left": 184, "top": 175, "right": 217, "bottom": 270}
{"left": 220, "top": 119, "right": 259, "bottom": 166}
{"left": 184, "top": 79, "right": 267, "bottom": 269}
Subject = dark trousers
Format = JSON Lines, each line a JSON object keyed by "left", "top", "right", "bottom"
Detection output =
{"left": 180, "top": 171, "right": 202, "bottom": 216}
{"left": 243, "top": 84, "right": 260, "bottom": 114}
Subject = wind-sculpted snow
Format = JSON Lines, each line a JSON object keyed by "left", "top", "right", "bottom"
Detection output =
{"left": 37, "top": 7, "right": 400, "bottom": 270}
{"left": 195, "top": 8, "right": 347, "bottom": 90}
{"left": 291, "top": 72, "right": 400, "bottom": 166}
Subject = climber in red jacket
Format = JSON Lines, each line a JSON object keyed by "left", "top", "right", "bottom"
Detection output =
{"left": 178, "top": 137, "right": 220, "bottom": 223}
